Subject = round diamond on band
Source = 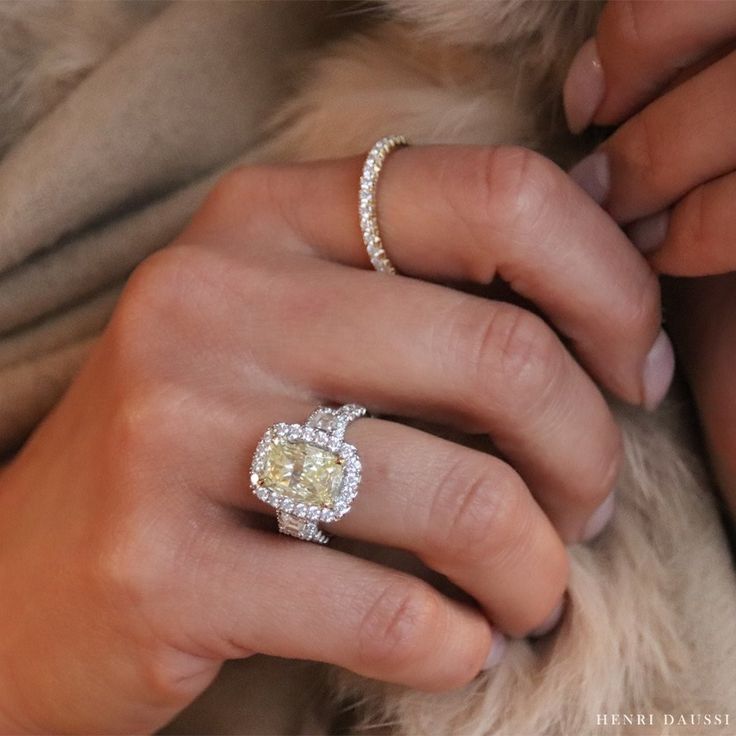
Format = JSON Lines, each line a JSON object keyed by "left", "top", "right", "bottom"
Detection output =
{"left": 359, "top": 135, "right": 408, "bottom": 274}
{"left": 250, "top": 404, "right": 367, "bottom": 544}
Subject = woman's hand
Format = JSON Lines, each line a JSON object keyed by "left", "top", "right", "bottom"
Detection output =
{"left": 0, "top": 146, "right": 666, "bottom": 733}
{"left": 564, "top": 0, "right": 736, "bottom": 274}
{"left": 562, "top": 0, "right": 736, "bottom": 517}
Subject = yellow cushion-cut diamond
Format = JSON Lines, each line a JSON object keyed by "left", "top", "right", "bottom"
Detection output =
{"left": 261, "top": 439, "right": 343, "bottom": 507}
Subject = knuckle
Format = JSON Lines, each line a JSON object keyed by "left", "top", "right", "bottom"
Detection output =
{"left": 202, "top": 165, "right": 265, "bottom": 220}
{"left": 478, "top": 146, "right": 557, "bottom": 233}
{"left": 429, "top": 455, "right": 527, "bottom": 566}
{"left": 108, "top": 245, "right": 221, "bottom": 375}
{"left": 438, "top": 147, "right": 560, "bottom": 283}
{"left": 125, "top": 245, "right": 217, "bottom": 318}
{"left": 467, "top": 304, "right": 564, "bottom": 414}
{"left": 198, "top": 164, "right": 285, "bottom": 240}
{"left": 357, "top": 579, "right": 439, "bottom": 672}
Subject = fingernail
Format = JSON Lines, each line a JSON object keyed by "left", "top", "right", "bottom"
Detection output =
{"left": 628, "top": 211, "right": 670, "bottom": 254}
{"left": 581, "top": 491, "right": 615, "bottom": 542}
{"left": 569, "top": 152, "right": 610, "bottom": 205}
{"left": 481, "top": 630, "right": 506, "bottom": 669}
{"left": 563, "top": 38, "right": 605, "bottom": 134}
{"left": 643, "top": 329, "right": 675, "bottom": 410}
{"left": 528, "top": 600, "right": 565, "bottom": 638}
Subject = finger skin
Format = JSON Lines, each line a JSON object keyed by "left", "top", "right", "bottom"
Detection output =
{"left": 601, "top": 50, "right": 736, "bottom": 224}
{"left": 0, "top": 332, "right": 492, "bottom": 731}
{"left": 229, "top": 417, "right": 568, "bottom": 635}
{"left": 200, "top": 146, "right": 662, "bottom": 408}
{"left": 593, "top": 0, "right": 736, "bottom": 124}
{"left": 279, "top": 267, "right": 623, "bottom": 543}
{"left": 646, "top": 171, "right": 736, "bottom": 276}
{"left": 104, "top": 249, "right": 577, "bottom": 637}
{"left": 136, "top": 245, "right": 621, "bottom": 548}
{"left": 195, "top": 526, "right": 495, "bottom": 692}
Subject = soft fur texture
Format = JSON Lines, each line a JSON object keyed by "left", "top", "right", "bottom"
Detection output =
{"left": 0, "top": 2, "right": 734, "bottom": 735}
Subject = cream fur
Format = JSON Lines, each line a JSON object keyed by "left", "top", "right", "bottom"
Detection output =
{"left": 256, "top": 3, "right": 736, "bottom": 735}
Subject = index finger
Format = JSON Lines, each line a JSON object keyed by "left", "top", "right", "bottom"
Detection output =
{"left": 564, "top": 0, "right": 736, "bottom": 132}
{"left": 207, "top": 145, "right": 670, "bottom": 409}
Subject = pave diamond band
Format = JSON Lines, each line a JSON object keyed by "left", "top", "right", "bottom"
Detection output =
{"left": 250, "top": 404, "right": 367, "bottom": 544}
{"left": 359, "top": 135, "right": 408, "bottom": 274}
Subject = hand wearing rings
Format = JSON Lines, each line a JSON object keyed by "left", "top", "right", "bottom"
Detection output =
{"left": 251, "top": 404, "right": 367, "bottom": 544}
{"left": 0, "top": 138, "right": 670, "bottom": 732}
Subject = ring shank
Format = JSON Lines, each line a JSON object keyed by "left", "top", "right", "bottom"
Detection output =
{"left": 277, "top": 511, "right": 331, "bottom": 544}
{"left": 359, "top": 136, "right": 408, "bottom": 274}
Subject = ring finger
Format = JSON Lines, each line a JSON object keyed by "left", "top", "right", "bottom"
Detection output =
{"left": 142, "top": 245, "right": 622, "bottom": 543}
{"left": 231, "top": 257, "right": 622, "bottom": 544}
{"left": 229, "top": 411, "right": 568, "bottom": 638}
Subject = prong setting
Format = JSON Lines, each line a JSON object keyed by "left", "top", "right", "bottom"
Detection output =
{"left": 249, "top": 407, "right": 365, "bottom": 532}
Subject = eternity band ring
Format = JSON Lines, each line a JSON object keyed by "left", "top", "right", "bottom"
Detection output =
{"left": 250, "top": 404, "right": 367, "bottom": 544}
{"left": 359, "top": 135, "right": 408, "bottom": 274}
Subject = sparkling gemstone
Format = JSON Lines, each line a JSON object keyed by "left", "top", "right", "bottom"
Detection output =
{"left": 261, "top": 438, "right": 343, "bottom": 507}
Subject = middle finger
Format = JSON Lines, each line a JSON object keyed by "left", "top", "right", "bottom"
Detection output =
{"left": 200, "top": 145, "right": 668, "bottom": 410}
{"left": 228, "top": 257, "right": 623, "bottom": 543}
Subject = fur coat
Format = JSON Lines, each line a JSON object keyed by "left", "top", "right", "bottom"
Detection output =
{"left": 1, "top": 2, "right": 735, "bottom": 734}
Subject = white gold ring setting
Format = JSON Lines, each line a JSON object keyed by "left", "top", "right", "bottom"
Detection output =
{"left": 250, "top": 404, "right": 366, "bottom": 544}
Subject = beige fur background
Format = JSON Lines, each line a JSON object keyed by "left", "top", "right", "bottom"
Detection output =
{"left": 0, "top": 2, "right": 734, "bottom": 734}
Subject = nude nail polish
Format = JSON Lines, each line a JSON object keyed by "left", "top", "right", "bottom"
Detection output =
{"left": 481, "top": 630, "right": 507, "bottom": 670}
{"left": 581, "top": 491, "right": 615, "bottom": 542}
{"left": 643, "top": 329, "right": 675, "bottom": 411}
{"left": 569, "top": 151, "right": 610, "bottom": 205}
{"left": 628, "top": 211, "right": 670, "bottom": 254}
{"left": 528, "top": 600, "right": 565, "bottom": 638}
{"left": 563, "top": 38, "right": 605, "bottom": 134}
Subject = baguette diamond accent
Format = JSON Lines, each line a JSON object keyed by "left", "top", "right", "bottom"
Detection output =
{"left": 359, "top": 136, "right": 408, "bottom": 274}
{"left": 250, "top": 404, "right": 367, "bottom": 544}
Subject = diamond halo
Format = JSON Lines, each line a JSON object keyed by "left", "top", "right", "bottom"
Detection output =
{"left": 250, "top": 404, "right": 366, "bottom": 543}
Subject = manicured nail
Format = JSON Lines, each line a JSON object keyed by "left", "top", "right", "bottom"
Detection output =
{"left": 481, "top": 630, "right": 507, "bottom": 669}
{"left": 569, "top": 152, "right": 610, "bottom": 205}
{"left": 628, "top": 211, "right": 670, "bottom": 254}
{"left": 528, "top": 600, "right": 565, "bottom": 638}
{"left": 563, "top": 38, "right": 605, "bottom": 134}
{"left": 581, "top": 491, "right": 615, "bottom": 542}
{"left": 643, "top": 329, "right": 675, "bottom": 410}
